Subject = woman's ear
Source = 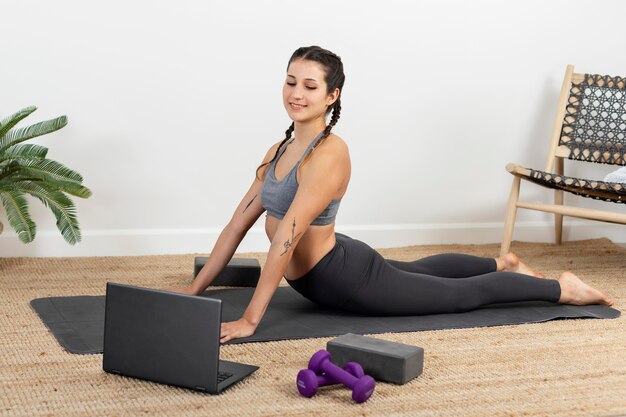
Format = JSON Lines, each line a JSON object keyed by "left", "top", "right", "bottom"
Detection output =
{"left": 327, "top": 88, "right": 340, "bottom": 106}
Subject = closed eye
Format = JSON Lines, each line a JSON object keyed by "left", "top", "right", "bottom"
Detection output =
{"left": 285, "top": 82, "right": 317, "bottom": 90}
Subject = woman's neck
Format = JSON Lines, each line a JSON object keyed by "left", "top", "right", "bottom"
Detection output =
{"left": 293, "top": 119, "right": 327, "bottom": 146}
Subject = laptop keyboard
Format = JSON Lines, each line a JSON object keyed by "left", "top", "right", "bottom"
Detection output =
{"left": 217, "top": 371, "right": 233, "bottom": 384}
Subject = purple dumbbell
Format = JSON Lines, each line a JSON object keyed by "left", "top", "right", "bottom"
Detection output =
{"left": 297, "top": 362, "right": 364, "bottom": 398}
{"left": 307, "top": 350, "right": 376, "bottom": 403}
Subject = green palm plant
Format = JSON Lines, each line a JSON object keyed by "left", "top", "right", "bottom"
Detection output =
{"left": 0, "top": 106, "right": 91, "bottom": 244}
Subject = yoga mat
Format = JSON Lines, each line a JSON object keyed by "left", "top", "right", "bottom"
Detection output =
{"left": 31, "top": 287, "right": 620, "bottom": 354}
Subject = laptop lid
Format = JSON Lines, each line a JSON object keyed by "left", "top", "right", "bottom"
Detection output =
{"left": 103, "top": 282, "right": 222, "bottom": 393}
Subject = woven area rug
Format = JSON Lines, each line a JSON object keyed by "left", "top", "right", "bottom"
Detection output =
{"left": 1, "top": 239, "right": 625, "bottom": 417}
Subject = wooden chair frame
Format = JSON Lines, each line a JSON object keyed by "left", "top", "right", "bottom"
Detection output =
{"left": 500, "top": 65, "right": 626, "bottom": 257}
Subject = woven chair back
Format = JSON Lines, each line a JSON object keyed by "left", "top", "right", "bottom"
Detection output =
{"left": 559, "top": 74, "right": 626, "bottom": 166}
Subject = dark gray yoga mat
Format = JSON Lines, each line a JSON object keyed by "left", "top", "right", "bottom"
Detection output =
{"left": 31, "top": 287, "right": 620, "bottom": 354}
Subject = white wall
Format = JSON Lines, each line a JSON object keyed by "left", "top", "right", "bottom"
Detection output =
{"left": 1, "top": 0, "right": 625, "bottom": 256}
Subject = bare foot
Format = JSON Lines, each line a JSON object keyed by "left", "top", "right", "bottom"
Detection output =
{"left": 558, "top": 272, "right": 613, "bottom": 306}
{"left": 497, "top": 253, "right": 546, "bottom": 278}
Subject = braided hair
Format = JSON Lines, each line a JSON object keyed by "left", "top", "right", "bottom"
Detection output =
{"left": 256, "top": 46, "right": 345, "bottom": 180}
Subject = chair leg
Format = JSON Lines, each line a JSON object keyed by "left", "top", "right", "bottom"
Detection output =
{"left": 501, "top": 176, "right": 521, "bottom": 257}
{"left": 554, "top": 189, "right": 564, "bottom": 245}
{"left": 553, "top": 157, "right": 564, "bottom": 245}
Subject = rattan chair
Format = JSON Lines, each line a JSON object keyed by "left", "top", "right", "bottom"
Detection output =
{"left": 501, "top": 65, "right": 626, "bottom": 257}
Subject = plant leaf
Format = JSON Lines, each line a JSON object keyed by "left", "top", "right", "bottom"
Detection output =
{"left": 17, "top": 181, "right": 81, "bottom": 244}
{"left": 11, "top": 158, "right": 84, "bottom": 184}
{"left": 0, "top": 158, "right": 91, "bottom": 198}
{"left": 0, "top": 106, "right": 37, "bottom": 139}
{"left": 0, "top": 115, "right": 68, "bottom": 152}
{"left": 0, "top": 144, "right": 49, "bottom": 162}
{"left": 11, "top": 175, "right": 92, "bottom": 198}
{"left": 0, "top": 188, "right": 36, "bottom": 243}
{"left": 0, "top": 161, "right": 21, "bottom": 181}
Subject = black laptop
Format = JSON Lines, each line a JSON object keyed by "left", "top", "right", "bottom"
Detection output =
{"left": 103, "top": 282, "right": 258, "bottom": 393}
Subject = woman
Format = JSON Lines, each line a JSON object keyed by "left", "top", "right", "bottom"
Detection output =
{"left": 175, "top": 46, "right": 612, "bottom": 343}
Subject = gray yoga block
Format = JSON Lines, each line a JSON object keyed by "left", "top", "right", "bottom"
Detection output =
{"left": 327, "top": 333, "right": 424, "bottom": 385}
{"left": 194, "top": 257, "right": 261, "bottom": 287}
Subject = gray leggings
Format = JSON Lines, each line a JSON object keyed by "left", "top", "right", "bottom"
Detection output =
{"left": 287, "top": 233, "right": 561, "bottom": 316}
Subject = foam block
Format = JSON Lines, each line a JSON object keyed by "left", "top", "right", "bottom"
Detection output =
{"left": 194, "top": 257, "right": 261, "bottom": 287}
{"left": 327, "top": 333, "right": 424, "bottom": 384}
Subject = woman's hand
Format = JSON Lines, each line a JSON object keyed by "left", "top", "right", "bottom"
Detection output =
{"left": 220, "top": 317, "right": 257, "bottom": 344}
{"left": 166, "top": 285, "right": 197, "bottom": 296}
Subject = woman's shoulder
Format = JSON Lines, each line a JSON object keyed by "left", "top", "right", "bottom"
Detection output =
{"left": 316, "top": 133, "right": 349, "bottom": 160}
{"left": 303, "top": 133, "right": 350, "bottom": 178}
{"left": 298, "top": 133, "right": 350, "bottom": 190}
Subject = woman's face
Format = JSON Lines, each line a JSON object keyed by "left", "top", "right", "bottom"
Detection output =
{"left": 283, "top": 59, "right": 339, "bottom": 124}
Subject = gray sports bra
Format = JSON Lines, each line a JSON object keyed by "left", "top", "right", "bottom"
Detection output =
{"left": 260, "top": 132, "right": 341, "bottom": 226}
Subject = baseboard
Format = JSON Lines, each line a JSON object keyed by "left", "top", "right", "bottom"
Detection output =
{"left": 339, "top": 221, "right": 626, "bottom": 248}
{"left": 0, "top": 221, "right": 624, "bottom": 257}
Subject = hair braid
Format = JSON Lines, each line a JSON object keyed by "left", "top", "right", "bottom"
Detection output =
{"left": 328, "top": 99, "right": 341, "bottom": 131}
{"left": 299, "top": 99, "right": 341, "bottom": 169}
{"left": 255, "top": 122, "right": 294, "bottom": 180}
{"left": 320, "top": 99, "right": 341, "bottom": 142}
{"left": 284, "top": 122, "right": 295, "bottom": 142}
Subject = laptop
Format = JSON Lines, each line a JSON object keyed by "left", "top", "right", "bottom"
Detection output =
{"left": 103, "top": 282, "right": 258, "bottom": 393}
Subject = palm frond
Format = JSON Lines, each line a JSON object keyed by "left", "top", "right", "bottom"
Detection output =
{"left": 0, "top": 115, "right": 68, "bottom": 152}
{"left": 9, "top": 174, "right": 92, "bottom": 198}
{"left": 0, "top": 144, "right": 48, "bottom": 162}
{"left": 0, "top": 161, "right": 21, "bottom": 181}
{"left": 0, "top": 106, "right": 37, "bottom": 139}
{"left": 0, "top": 157, "right": 91, "bottom": 198}
{"left": 0, "top": 188, "right": 36, "bottom": 243}
{"left": 12, "top": 158, "right": 84, "bottom": 184}
{"left": 17, "top": 181, "right": 81, "bottom": 244}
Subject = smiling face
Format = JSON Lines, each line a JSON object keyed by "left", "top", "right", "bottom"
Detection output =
{"left": 283, "top": 58, "right": 339, "bottom": 124}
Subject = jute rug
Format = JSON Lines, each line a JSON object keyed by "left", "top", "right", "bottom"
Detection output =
{"left": 1, "top": 239, "right": 624, "bottom": 417}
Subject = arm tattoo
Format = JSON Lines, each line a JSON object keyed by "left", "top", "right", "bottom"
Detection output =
{"left": 243, "top": 195, "right": 257, "bottom": 213}
{"left": 280, "top": 218, "right": 302, "bottom": 256}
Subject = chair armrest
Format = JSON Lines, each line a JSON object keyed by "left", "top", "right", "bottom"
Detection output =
{"left": 505, "top": 163, "right": 531, "bottom": 176}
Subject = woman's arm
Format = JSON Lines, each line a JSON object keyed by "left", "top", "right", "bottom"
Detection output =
{"left": 188, "top": 179, "right": 266, "bottom": 294}
{"left": 220, "top": 140, "right": 349, "bottom": 343}
{"left": 174, "top": 143, "right": 280, "bottom": 295}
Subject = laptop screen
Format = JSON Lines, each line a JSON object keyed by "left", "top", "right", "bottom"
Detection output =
{"left": 103, "top": 283, "right": 222, "bottom": 392}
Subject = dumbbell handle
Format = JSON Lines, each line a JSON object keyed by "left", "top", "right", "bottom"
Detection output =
{"left": 316, "top": 362, "right": 364, "bottom": 386}
{"left": 316, "top": 373, "right": 337, "bottom": 386}
{"left": 320, "top": 358, "right": 359, "bottom": 388}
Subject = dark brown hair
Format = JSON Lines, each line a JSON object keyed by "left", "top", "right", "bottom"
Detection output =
{"left": 256, "top": 46, "right": 345, "bottom": 180}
